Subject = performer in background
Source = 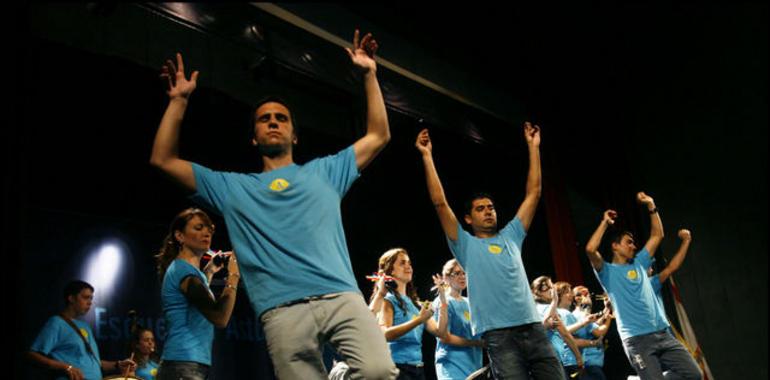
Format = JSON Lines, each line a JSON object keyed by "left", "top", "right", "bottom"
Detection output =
{"left": 416, "top": 123, "right": 564, "bottom": 379}
{"left": 128, "top": 325, "right": 160, "bottom": 380}
{"left": 584, "top": 194, "right": 701, "bottom": 380}
{"left": 375, "top": 248, "right": 448, "bottom": 380}
{"left": 155, "top": 208, "right": 240, "bottom": 380}
{"left": 28, "top": 280, "right": 137, "bottom": 380}
{"left": 432, "top": 259, "right": 484, "bottom": 380}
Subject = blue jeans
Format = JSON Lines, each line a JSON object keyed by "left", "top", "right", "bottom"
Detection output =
{"left": 622, "top": 330, "right": 702, "bottom": 380}
{"left": 156, "top": 360, "right": 210, "bottom": 380}
{"left": 483, "top": 322, "right": 564, "bottom": 380}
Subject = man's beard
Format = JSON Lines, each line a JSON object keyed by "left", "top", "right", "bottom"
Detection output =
{"left": 258, "top": 143, "right": 289, "bottom": 158}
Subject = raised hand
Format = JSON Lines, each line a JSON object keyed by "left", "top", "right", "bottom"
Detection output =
{"left": 603, "top": 210, "right": 617, "bottom": 225}
{"left": 523, "top": 121, "right": 541, "bottom": 147}
{"left": 432, "top": 273, "right": 448, "bottom": 304}
{"left": 636, "top": 191, "right": 655, "bottom": 206}
{"left": 225, "top": 251, "right": 240, "bottom": 279}
{"left": 418, "top": 301, "right": 434, "bottom": 322}
{"left": 415, "top": 128, "right": 433, "bottom": 156}
{"left": 203, "top": 251, "right": 225, "bottom": 277}
{"left": 375, "top": 270, "right": 389, "bottom": 297}
{"left": 345, "top": 29, "right": 378, "bottom": 74}
{"left": 549, "top": 284, "right": 559, "bottom": 304}
{"left": 160, "top": 53, "right": 199, "bottom": 100}
{"left": 678, "top": 228, "right": 692, "bottom": 241}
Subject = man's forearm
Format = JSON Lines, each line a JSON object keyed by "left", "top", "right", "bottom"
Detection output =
{"left": 586, "top": 221, "right": 609, "bottom": 254}
{"left": 648, "top": 201, "right": 664, "bottom": 239}
{"left": 28, "top": 351, "right": 68, "bottom": 372}
{"left": 525, "top": 144, "right": 542, "bottom": 199}
{"left": 422, "top": 154, "right": 449, "bottom": 208}
{"left": 150, "top": 98, "right": 188, "bottom": 165}
{"left": 363, "top": 71, "right": 389, "bottom": 141}
{"left": 669, "top": 239, "right": 691, "bottom": 271}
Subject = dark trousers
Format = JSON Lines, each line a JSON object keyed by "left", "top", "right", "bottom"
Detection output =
{"left": 483, "top": 322, "right": 565, "bottom": 380}
{"left": 157, "top": 360, "right": 210, "bottom": 380}
{"left": 396, "top": 363, "right": 425, "bottom": 380}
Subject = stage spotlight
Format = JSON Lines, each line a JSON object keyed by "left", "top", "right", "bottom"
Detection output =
{"left": 82, "top": 241, "right": 125, "bottom": 307}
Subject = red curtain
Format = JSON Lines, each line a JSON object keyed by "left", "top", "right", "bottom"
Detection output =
{"left": 542, "top": 155, "right": 584, "bottom": 285}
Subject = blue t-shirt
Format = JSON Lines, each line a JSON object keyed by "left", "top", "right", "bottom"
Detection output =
{"left": 572, "top": 309, "right": 604, "bottom": 367}
{"left": 385, "top": 293, "right": 424, "bottom": 365}
{"left": 30, "top": 316, "right": 102, "bottom": 380}
{"left": 536, "top": 302, "right": 570, "bottom": 364}
{"left": 135, "top": 359, "right": 159, "bottom": 380}
{"left": 557, "top": 308, "right": 579, "bottom": 366}
{"left": 161, "top": 259, "right": 214, "bottom": 365}
{"left": 191, "top": 146, "right": 361, "bottom": 316}
{"left": 446, "top": 217, "right": 540, "bottom": 336}
{"left": 535, "top": 302, "right": 556, "bottom": 339}
{"left": 432, "top": 295, "right": 482, "bottom": 380}
{"left": 649, "top": 274, "right": 665, "bottom": 310}
{"left": 594, "top": 248, "right": 669, "bottom": 341}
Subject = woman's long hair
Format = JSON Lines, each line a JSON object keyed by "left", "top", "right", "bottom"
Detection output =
{"left": 155, "top": 208, "right": 214, "bottom": 280}
{"left": 372, "top": 248, "right": 420, "bottom": 316}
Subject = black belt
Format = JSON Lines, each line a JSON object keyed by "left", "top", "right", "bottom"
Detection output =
{"left": 261, "top": 293, "right": 342, "bottom": 318}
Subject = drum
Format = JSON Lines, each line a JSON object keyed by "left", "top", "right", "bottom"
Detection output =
{"left": 103, "top": 375, "right": 143, "bottom": 380}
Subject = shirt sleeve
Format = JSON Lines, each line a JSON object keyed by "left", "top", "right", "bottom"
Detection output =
{"left": 650, "top": 275, "right": 663, "bottom": 293}
{"left": 594, "top": 264, "right": 610, "bottom": 289}
{"left": 635, "top": 247, "right": 652, "bottom": 269}
{"left": 29, "top": 317, "right": 60, "bottom": 355}
{"left": 190, "top": 163, "right": 233, "bottom": 215}
{"left": 168, "top": 261, "right": 206, "bottom": 290}
{"left": 311, "top": 146, "right": 360, "bottom": 196}
{"left": 500, "top": 217, "right": 527, "bottom": 249}
{"left": 446, "top": 222, "right": 470, "bottom": 268}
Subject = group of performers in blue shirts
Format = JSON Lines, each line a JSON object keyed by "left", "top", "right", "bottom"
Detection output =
{"left": 27, "top": 28, "right": 702, "bottom": 380}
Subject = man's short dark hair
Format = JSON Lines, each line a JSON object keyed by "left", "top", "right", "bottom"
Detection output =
{"left": 609, "top": 230, "right": 634, "bottom": 246}
{"left": 464, "top": 192, "right": 495, "bottom": 216}
{"left": 63, "top": 280, "right": 94, "bottom": 305}
{"left": 250, "top": 95, "right": 299, "bottom": 136}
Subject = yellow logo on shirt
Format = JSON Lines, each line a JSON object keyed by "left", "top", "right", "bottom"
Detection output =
{"left": 464, "top": 311, "right": 471, "bottom": 321}
{"left": 488, "top": 244, "right": 503, "bottom": 254}
{"left": 150, "top": 368, "right": 158, "bottom": 376}
{"left": 269, "top": 178, "right": 290, "bottom": 192}
{"left": 626, "top": 269, "right": 639, "bottom": 280}
{"left": 411, "top": 314, "right": 419, "bottom": 321}
{"left": 79, "top": 328, "right": 88, "bottom": 340}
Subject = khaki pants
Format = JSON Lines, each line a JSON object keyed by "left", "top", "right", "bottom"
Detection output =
{"left": 261, "top": 292, "right": 398, "bottom": 380}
